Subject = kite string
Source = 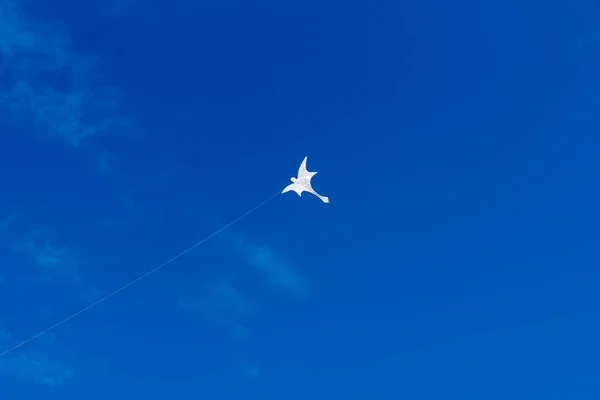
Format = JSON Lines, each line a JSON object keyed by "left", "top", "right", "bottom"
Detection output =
{"left": 0, "top": 190, "right": 281, "bottom": 359}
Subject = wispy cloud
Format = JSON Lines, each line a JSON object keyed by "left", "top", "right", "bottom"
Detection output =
{"left": 0, "top": 329, "right": 75, "bottom": 386}
{"left": 202, "top": 281, "right": 256, "bottom": 317}
{"left": 178, "top": 234, "right": 308, "bottom": 344}
{"left": 96, "top": 150, "right": 118, "bottom": 176}
{"left": 14, "top": 233, "right": 81, "bottom": 284}
{"left": 9, "top": 228, "right": 107, "bottom": 316}
{"left": 0, "top": 0, "right": 131, "bottom": 148}
{"left": 225, "top": 234, "right": 309, "bottom": 299}
{"left": 0, "top": 211, "right": 17, "bottom": 230}
{"left": 246, "top": 362, "right": 260, "bottom": 378}
{"left": 179, "top": 281, "right": 255, "bottom": 339}
{"left": 0, "top": 354, "right": 75, "bottom": 386}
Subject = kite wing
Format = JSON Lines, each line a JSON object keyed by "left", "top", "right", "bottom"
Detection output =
{"left": 282, "top": 182, "right": 302, "bottom": 196}
{"left": 297, "top": 156, "right": 316, "bottom": 185}
{"left": 298, "top": 156, "right": 309, "bottom": 176}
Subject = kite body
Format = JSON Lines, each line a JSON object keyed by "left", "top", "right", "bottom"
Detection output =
{"left": 282, "top": 156, "right": 330, "bottom": 203}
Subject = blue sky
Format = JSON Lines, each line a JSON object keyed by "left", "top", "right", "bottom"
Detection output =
{"left": 1, "top": 0, "right": 600, "bottom": 398}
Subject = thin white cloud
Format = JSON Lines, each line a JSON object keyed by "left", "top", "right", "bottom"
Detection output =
{"left": 0, "top": 0, "right": 131, "bottom": 148}
{"left": 179, "top": 281, "right": 255, "bottom": 339}
{"left": 0, "top": 328, "right": 75, "bottom": 386}
{"left": 0, "top": 211, "right": 17, "bottom": 230}
{"left": 10, "top": 230, "right": 108, "bottom": 317}
{"left": 0, "top": 330, "right": 10, "bottom": 342}
{"left": 96, "top": 150, "right": 118, "bottom": 175}
{"left": 203, "top": 281, "right": 256, "bottom": 316}
{"left": 225, "top": 234, "right": 309, "bottom": 299}
{"left": 0, "top": 354, "right": 75, "bottom": 386}
{"left": 14, "top": 232, "right": 81, "bottom": 284}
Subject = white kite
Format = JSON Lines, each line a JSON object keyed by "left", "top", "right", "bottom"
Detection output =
{"left": 282, "top": 156, "right": 330, "bottom": 203}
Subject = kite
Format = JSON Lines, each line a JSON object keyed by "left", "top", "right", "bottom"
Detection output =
{"left": 282, "top": 156, "right": 330, "bottom": 203}
{"left": 0, "top": 157, "right": 329, "bottom": 358}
